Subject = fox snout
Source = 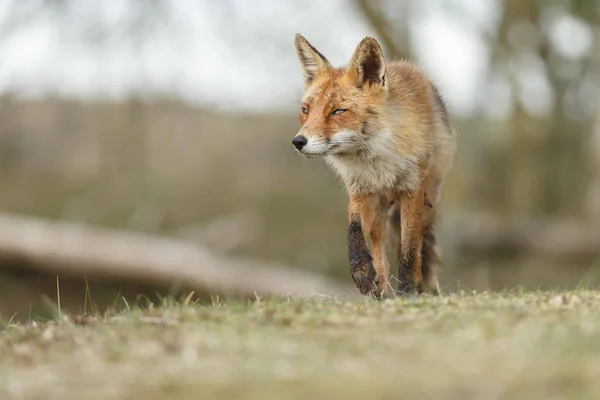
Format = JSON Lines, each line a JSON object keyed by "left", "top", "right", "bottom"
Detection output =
{"left": 291, "top": 133, "right": 328, "bottom": 157}
{"left": 292, "top": 135, "right": 307, "bottom": 150}
{"left": 293, "top": 130, "right": 361, "bottom": 157}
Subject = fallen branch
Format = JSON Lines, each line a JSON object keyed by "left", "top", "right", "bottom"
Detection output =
{"left": 0, "top": 212, "right": 357, "bottom": 300}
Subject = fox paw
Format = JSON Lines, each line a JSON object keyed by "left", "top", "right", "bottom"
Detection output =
{"left": 395, "top": 281, "right": 417, "bottom": 297}
{"left": 350, "top": 264, "right": 378, "bottom": 296}
{"left": 351, "top": 265, "right": 388, "bottom": 299}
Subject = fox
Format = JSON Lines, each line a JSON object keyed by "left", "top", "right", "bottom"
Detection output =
{"left": 291, "top": 33, "right": 457, "bottom": 298}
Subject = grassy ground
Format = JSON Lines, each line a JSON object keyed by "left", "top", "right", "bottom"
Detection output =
{"left": 1, "top": 290, "right": 600, "bottom": 399}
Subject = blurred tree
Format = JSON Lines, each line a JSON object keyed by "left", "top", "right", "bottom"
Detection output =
{"left": 355, "top": 0, "right": 412, "bottom": 59}
{"left": 355, "top": 0, "right": 600, "bottom": 219}
{"left": 486, "top": 0, "right": 598, "bottom": 217}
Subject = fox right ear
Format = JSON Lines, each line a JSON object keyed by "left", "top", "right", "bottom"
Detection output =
{"left": 294, "top": 34, "right": 332, "bottom": 85}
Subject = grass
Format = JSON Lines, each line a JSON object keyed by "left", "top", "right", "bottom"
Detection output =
{"left": 2, "top": 290, "right": 600, "bottom": 399}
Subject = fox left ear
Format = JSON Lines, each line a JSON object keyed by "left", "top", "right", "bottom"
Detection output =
{"left": 347, "top": 37, "right": 386, "bottom": 89}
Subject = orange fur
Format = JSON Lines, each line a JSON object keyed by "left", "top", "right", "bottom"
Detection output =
{"left": 292, "top": 34, "right": 456, "bottom": 297}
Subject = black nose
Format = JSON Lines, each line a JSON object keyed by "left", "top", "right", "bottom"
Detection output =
{"left": 292, "top": 135, "right": 308, "bottom": 150}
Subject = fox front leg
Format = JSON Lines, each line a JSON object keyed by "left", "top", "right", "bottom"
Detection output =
{"left": 347, "top": 195, "right": 381, "bottom": 298}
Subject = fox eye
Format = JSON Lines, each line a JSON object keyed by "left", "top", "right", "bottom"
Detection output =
{"left": 301, "top": 107, "right": 309, "bottom": 114}
{"left": 331, "top": 108, "right": 347, "bottom": 116}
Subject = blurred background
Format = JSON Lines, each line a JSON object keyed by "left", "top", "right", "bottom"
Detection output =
{"left": 0, "top": 0, "right": 599, "bottom": 320}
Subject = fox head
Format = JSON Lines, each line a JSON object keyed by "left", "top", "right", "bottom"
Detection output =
{"left": 292, "top": 33, "right": 388, "bottom": 157}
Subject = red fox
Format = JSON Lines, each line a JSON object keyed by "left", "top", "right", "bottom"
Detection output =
{"left": 292, "top": 33, "right": 457, "bottom": 298}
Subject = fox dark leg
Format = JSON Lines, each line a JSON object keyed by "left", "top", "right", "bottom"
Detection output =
{"left": 347, "top": 195, "right": 381, "bottom": 298}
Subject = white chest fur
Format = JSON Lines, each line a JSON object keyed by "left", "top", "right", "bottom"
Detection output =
{"left": 325, "top": 131, "right": 420, "bottom": 196}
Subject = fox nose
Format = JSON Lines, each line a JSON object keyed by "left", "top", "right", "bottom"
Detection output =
{"left": 292, "top": 135, "right": 308, "bottom": 150}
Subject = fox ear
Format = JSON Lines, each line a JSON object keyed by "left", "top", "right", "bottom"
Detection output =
{"left": 294, "top": 33, "right": 332, "bottom": 85}
{"left": 347, "top": 37, "right": 386, "bottom": 88}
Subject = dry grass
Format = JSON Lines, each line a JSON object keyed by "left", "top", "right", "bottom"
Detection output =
{"left": 1, "top": 290, "right": 600, "bottom": 399}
